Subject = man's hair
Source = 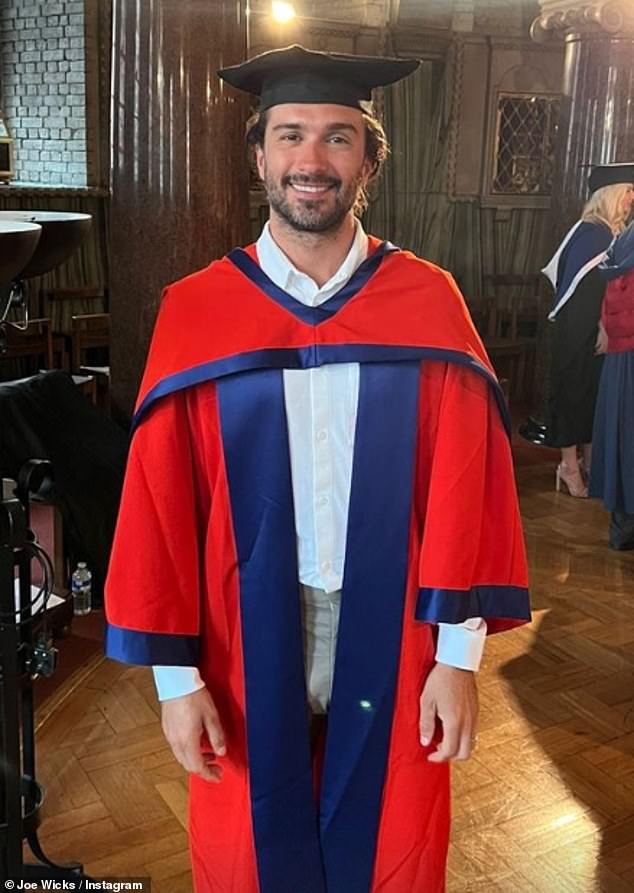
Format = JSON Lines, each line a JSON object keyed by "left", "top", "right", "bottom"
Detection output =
{"left": 246, "top": 106, "right": 389, "bottom": 215}
{"left": 582, "top": 182, "right": 633, "bottom": 235}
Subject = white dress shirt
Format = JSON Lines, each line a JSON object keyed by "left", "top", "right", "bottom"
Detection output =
{"left": 153, "top": 220, "right": 486, "bottom": 701}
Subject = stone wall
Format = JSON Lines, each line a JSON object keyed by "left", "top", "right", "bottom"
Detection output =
{"left": 0, "top": 0, "right": 86, "bottom": 185}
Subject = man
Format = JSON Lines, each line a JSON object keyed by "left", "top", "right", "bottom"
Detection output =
{"left": 105, "top": 45, "right": 530, "bottom": 893}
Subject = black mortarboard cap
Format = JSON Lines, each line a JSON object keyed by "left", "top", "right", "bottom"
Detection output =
{"left": 588, "top": 163, "right": 634, "bottom": 193}
{"left": 218, "top": 45, "right": 419, "bottom": 110}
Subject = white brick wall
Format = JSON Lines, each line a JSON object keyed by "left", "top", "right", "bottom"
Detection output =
{"left": 0, "top": 0, "right": 87, "bottom": 185}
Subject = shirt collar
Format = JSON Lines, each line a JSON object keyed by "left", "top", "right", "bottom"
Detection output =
{"left": 255, "top": 219, "right": 369, "bottom": 306}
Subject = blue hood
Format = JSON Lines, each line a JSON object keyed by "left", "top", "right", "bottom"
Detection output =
{"left": 600, "top": 222, "right": 634, "bottom": 281}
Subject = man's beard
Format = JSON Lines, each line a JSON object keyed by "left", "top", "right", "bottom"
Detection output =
{"left": 263, "top": 171, "right": 364, "bottom": 234}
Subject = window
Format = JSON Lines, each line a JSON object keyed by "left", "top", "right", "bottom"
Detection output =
{"left": 492, "top": 92, "right": 560, "bottom": 196}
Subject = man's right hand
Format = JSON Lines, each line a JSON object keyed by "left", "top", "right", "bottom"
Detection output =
{"left": 160, "top": 687, "right": 226, "bottom": 783}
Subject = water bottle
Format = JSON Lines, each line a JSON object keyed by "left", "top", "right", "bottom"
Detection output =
{"left": 71, "top": 561, "right": 92, "bottom": 616}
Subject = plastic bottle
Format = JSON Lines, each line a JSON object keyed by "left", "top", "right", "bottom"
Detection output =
{"left": 71, "top": 561, "right": 92, "bottom": 616}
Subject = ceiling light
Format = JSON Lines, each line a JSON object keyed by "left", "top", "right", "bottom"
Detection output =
{"left": 271, "top": 1, "right": 296, "bottom": 23}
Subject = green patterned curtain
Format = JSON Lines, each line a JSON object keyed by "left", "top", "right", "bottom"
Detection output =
{"left": 364, "top": 59, "right": 555, "bottom": 298}
{"left": 451, "top": 202, "right": 554, "bottom": 297}
{"left": 364, "top": 60, "right": 451, "bottom": 260}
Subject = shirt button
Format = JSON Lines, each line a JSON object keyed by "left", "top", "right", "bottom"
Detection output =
{"left": 318, "top": 495, "right": 329, "bottom": 506}
{"left": 316, "top": 429, "right": 328, "bottom": 442}
{"left": 321, "top": 560, "right": 331, "bottom": 571}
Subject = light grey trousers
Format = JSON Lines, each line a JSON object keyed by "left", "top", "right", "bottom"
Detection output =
{"left": 300, "top": 583, "right": 341, "bottom": 715}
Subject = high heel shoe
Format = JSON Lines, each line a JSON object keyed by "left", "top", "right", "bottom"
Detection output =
{"left": 555, "top": 462, "right": 588, "bottom": 498}
{"left": 578, "top": 457, "right": 591, "bottom": 483}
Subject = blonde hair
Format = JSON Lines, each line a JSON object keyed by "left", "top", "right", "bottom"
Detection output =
{"left": 581, "top": 182, "right": 633, "bottom": 234}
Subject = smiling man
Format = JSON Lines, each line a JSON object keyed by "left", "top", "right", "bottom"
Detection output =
{"left": 256, "top": 104, "right": 372, "bottom": 233}
{"left": 105, "top": 45, "right": 531, "bottom": 893}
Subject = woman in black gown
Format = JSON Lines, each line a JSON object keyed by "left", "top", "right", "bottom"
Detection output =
{"left": 544, "top": 166, "right": 634, "bottom": 497}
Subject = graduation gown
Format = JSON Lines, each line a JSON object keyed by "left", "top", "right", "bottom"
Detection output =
{"left": 105, "top": 237, "right": 531, "bottom": 893}
{"left": 543, "top": 220, "right": 612, "bottom": 447}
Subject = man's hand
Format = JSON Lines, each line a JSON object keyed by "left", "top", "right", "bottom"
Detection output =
{"left": 419, "top": 663, "right": 479, "bottom": 763}
{"left": 161, "top": 687, "right": 226, "bottom": 782}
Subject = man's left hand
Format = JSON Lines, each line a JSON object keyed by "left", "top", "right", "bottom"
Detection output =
{"left": 419, "top": 663, "right": 479, "bottom": 762}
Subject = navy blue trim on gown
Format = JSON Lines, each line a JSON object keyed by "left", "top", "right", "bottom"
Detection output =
{"left": 319, "top": 362, "right": 420, "bottom": 893}
{"left": 552, "top": 220, "right": 612, "bottom": 314}
{"left": 133, "top": 344, "right": 510, "bottom": 440}
{"left": 104, "top": 624, "right": 199, "bottom": 665}
{"left": 226, "top": 241, "right": 398, "bottom": 326}
{"left": 416, "top": 585, "right": 531, "bottom": 624}
{"left": 216, "top": 362, "right": 421, "bottom": 893}
{"left": 217, "top": 369, "right": 326, "bottom": 893}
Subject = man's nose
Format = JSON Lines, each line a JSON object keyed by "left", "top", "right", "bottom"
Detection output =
{"left": 295, "top": 139, "right": 329, "bottom": 169}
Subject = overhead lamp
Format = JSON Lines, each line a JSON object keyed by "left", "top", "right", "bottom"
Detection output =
{"left": 271, "top": 1, "right": 296, "bottom": 23}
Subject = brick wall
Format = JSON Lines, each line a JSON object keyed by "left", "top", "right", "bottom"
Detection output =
{"left": 0, "top": 0, "right": 87, "bottom": 186}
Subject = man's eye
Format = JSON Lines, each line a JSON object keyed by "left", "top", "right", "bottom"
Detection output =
{"left": 328, "top": 135, "right": 348, "bottom": 144}
{"left": 281, "top": 133, "right": 300, "bottom": 142}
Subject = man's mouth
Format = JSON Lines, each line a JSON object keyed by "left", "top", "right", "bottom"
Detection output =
{"left": 284, "top": 178, "right": 340, "bottom": 196}
{"left": 292, "top": 183, "right": 331, "bottom": 194}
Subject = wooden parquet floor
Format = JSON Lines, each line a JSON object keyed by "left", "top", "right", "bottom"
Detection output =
{"left": 30, "top": 461, "right": 634, "bottom": 892}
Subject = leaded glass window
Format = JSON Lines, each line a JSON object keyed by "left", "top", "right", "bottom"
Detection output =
{"left": 492, "top": 93, "right": 560, "bottom": 196}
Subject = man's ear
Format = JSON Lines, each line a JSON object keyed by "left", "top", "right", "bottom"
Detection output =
{"left": 361, "top": 155, "right": 375, "bottom": 184}
{"left": 255, "top": 145, "right": 265, "bottom": 181}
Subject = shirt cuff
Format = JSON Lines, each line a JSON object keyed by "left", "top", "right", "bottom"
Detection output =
{"left": 435, "top": 618, "right": 487, "bottom": 671}
{"left": 152, "top": 665, "right": 205, "bottom": 701}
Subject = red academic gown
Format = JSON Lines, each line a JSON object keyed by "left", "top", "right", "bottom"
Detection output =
{"left": 105, "top": 237, "right": 530, "bottom": 893}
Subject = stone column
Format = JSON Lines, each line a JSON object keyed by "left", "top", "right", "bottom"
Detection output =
{"left": 521, "top": 0, "right": 634, "bottom": 441}
{"left": 532, "top": 0, "right": 634, "bottom": 225}
{"left": 109, "top": 0, "right": 250, "bottom": 421}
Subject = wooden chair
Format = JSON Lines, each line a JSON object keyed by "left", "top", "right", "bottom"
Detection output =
{"left": 467, "top": 274, "right": 543, "bottom": 404}
{"left": 70, "top": 312, "right": 110, "bottom": 371}
{"left": 1, "top": 318, "right": 54, "bottom": 378}
{"left": 465, "top": 293, "right": 496, "bottom": 340}
{"left": 482, "top": 336, "right": 526, "bottom": 404}
{"left": 488, "top": 274, "right": 548, "bottom": 403}
{"left": 483, "top": 274, "right": 542, "bottom": 341}
{"left": 71, "top": 313, "right": 111, "bottom": 413}
{"left": 42, "top": 287, "right": 107, "bottom": 337}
